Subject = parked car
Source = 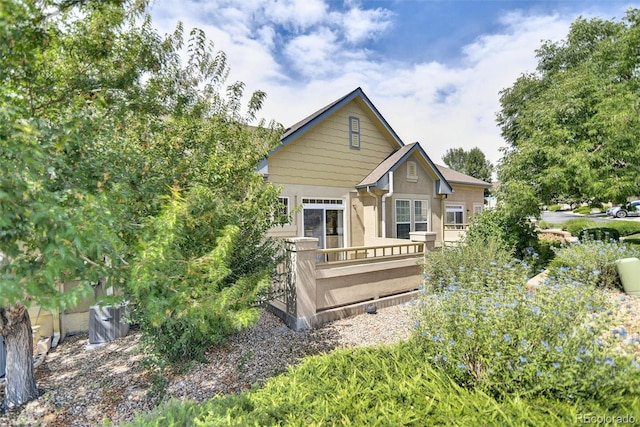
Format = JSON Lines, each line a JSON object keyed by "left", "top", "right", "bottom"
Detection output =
{"left": 608, "top": 200, "right": 640, "bottom": 218}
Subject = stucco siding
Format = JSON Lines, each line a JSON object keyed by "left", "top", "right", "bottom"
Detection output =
{"left": 446, "top": 184, "right": 486, "bottom": 223}
{"left": 268, "top": 101, "right": 399, "bottom": 187}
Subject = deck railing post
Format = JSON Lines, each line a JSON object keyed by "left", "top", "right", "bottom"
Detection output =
{"left": 285, "top": 237, "right": 319, "bottom": 330}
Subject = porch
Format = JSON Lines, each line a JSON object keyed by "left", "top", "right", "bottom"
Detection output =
{"left": 268, "top": 236, "right": 431, "bottom": 331}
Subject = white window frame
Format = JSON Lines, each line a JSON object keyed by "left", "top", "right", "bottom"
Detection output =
{"left": 445, "top": 204, "right": 465, "bottom": 229}
{"left": 414, "top": 199, "right": 429, "bottom": 232}
{"left": 473, "top": 203, "right": 483, "bottom": 216}
{"left": 395, "top": 199, "right": 411, "bottom": 239}
{"left": 301, "top": 198, "right": 346, "bottom": 249}
{"left": 278, "top": 196, "right": 290, "bottom": 217}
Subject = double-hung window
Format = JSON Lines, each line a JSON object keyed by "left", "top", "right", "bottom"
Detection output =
{"left": 395, "top": 199, "right": 411, "bottom": 239}
{"left": 396, "top": 199, "right": 429, "bottom": 238}
{"left": 414, "top": 200, "right": 429, "bottom": 231}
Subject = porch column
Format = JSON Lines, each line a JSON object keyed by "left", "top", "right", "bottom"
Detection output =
{"left": 287, "top": 237, "right": 318, "bottom": 330}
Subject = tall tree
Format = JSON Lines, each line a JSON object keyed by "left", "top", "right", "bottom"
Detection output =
{"left": 0, "top": 0, "right": 147, "bottom": 408}
{"left": 1, "top": 0, "right": 284, "bottom": 408}
{"left": 442, "top": 147, "right": 493, "bottom": 196}
{"left": 497, "top": 9, "right": 640, "bottom": 215}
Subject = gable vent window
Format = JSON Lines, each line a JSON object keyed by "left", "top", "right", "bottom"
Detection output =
{"left": 349, "top": 116, "right": 360, "bottom": 149}
{"left": 407, "top": 161, "right": 418, "bottom": 182}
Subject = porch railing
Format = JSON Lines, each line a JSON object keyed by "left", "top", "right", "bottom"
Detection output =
{"left": 316, "top": 242, "right": 424, "bottom": 264}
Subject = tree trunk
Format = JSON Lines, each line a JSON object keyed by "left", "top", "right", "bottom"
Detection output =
{"left": 0, "top": 303, "right": 38, "bottom": 410}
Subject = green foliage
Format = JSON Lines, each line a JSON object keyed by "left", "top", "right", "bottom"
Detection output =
{"left": 563, "top": 219, "right": 640, "bottom": 238}
{"left": 415, "top": 258, "right": 640, "bottom": 404}
{"left": 538, "top": 220, "right": 551, "bottom": 229}
{"left": 578, "top": 228, "right": 620, "bottom": 242}
{"left": 547, "top": 205, "right": 562, "bottom": 212}
{"left": 126, "top": 340, "right": 629, "bottom": 426}
{"left": 465, "top": 207, "right": 538, "bottom": 264}
{"left": 424, "top": 242, "right": 514, "bottom": 292}
{"left": 611, "top": 221, "right": 640, "bottom": 237}
{"left": 573, "top": 206, "right": 592, "bottom": 215}
{"left": 129, "top": 187, "right": 276, "bottom": 363}
{"left": 442, "top": 147, "right": 493, "bottom": 196}
{"left": 563, "top": 219, "right": 600, "bottom": 235}
{"left": 535, "top": 236, "right": 563, "bottom": 268}
{"left": 547, "top": 240, "right": 640, "bottom": 289}
{"left": 497, "top": 9, "right": 640, "bottom": 211}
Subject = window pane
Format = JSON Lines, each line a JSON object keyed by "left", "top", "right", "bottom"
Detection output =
{"left": 414, "top": 200, "right": 428, "bottom": 222}
{"left": 396, "top": 200, "right": 410, "bottom": 223}
{"left": 397, "top": 223, "right": 410, "bottom": 239}
{"left": 415, "top": 223, "right": 428, "bottom": 232}
{"left": 446, "top": 205, "right": 464, "bottom": 224}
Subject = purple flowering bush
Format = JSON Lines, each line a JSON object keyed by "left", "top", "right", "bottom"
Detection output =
{"left": 414, "top": 246, "right": 640, "bottom": 403}
{"left": 548, "top": 239, "right": 640, "bottom": 289}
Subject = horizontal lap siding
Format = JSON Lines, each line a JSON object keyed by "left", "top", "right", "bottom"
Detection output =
{"left": 269, "top": 101, "right": 397, "bottom": 187}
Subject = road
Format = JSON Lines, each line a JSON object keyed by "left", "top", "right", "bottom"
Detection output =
{"left": 540, "top": 211, "right": 612, "bottom": 225}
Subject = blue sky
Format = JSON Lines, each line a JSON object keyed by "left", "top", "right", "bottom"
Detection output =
{"left": 149, "top": 0, "right": 636, "bottom": 167}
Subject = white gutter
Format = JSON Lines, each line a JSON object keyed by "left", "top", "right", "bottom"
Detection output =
{"left": 381, "top": 171, "right": 394, "bottom": 238}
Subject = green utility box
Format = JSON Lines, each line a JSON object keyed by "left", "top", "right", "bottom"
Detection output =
{"left": 615, "top": 257, "right": 640, "bottom": 296}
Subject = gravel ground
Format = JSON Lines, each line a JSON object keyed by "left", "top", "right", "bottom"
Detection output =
{"left": 0, "top": 304, "right": 413, "bottom": 426}
{"left": 1, "top": 290, "right": 638, "bottom": 427}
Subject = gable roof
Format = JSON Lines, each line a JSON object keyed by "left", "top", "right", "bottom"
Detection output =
{"left": 277, "top": 87, "right": 404, "bottom": 153}
{"left": 356, "top": 142, "right": 453, "bottom": 194}
{"left": 435, "top": 164, "right": 493, "bottom": 188}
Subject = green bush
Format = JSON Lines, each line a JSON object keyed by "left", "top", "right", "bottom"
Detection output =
{"left": 465, "top": 207, "right": 538, "bottom": 262}
{"left": 563, "top": 219, "right": 600, "bottom": 236}
{"left": 578, "top": 228, "right": 620, "bottom": 242}
{"left": 128, "top": 187, "right": 279, "bottom": 365}
{"left": 572, "top": 206, "right": 592, "bottom": 215}
{"left": 608, "top": 221, "right": 640, "bottom": 237}
{"left": 538, "top": 220, "right": 555, "bottom": 230}
{"left": 423, "top": 240, "right": 513, "bottom": 291}
{"left": 126, "top": 340, "right": 627, "bottom": 426}
{"left": 547, "top": 240, "right": 640, "bottom": 289}
{"left": 563, "top": 219, "right": 640, "bottom": 238}
{"left": 415, "top": 260, "right": 640, "bottom": 403}
{"left": 547, "top": 204, "right": 562, "bottom": 212}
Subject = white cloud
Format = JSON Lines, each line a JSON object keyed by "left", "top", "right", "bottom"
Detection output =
{"left": 149, "top": 1, "right": 630, "bottom": 167}
{"left": 340, "top": 7, "right": 395, "bottom": 44}
{"left": 263, "top": 0, "right": 328, "bottom": 31}
{"left": 284, "top": 28, "right": 339, "bottom": 77}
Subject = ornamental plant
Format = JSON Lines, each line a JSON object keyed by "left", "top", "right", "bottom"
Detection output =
{"left": 548, "top": 239, "right": 640, "bottom": 289}
{"left": 414, "top": 244, "right": 640, "bottom": 403}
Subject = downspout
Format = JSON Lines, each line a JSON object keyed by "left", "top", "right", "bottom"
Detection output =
{"left": 381, "top": 171, "right": 394, "bottom": 239}
{"left": 367, "top": 186, "right": 379, "bottom": 238}
{"left": 441, "top": 194, "right": 446, "bottom": 247}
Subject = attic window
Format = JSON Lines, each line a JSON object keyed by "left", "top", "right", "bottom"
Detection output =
{"left": 349, "top": 116, "right": 360, "bottom": 149}
{"left": 407, "top": 161, "right": 418, "bottom": 182}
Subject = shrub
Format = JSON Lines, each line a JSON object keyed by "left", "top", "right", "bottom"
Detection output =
{"left": 465, "top": 207, "right": 538, "bottom": 262}
{"left": 578, "top": 228, "right": 620, "bottom": 242}
{"left": 128, "top": 187, "right": 279, "bottom": 365}
{"left": 423, "top": 239, "right": 513, "bottom": 291}
{"left": 573, "top": 206, "right": 592, "bottom": 215}
{"left": 608, "top": 221, "right": 640, "bottom": 237}
{"left": 538, "top": 220, "right": 555, "bottom": 230}
{"left": 126, "top": 341, "right": 623, "bottom": 426}
{"left": 547, "top": 204, "right": 562, "bottom": 212}
{"left": 548, "top": 240, "right": 640, "bottom": 289}
{"left": 536, "top": 236, "right": 563, "bottom": 268}
{"left": 564, "top": 218, "right": 600, "bottom": 236}
{"left": 414, "top": 261, "right": 640, "bottom": 403}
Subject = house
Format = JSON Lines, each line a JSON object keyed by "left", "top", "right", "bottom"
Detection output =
{"left": 261, "top": 87, "right": 491, "bottom": 249}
